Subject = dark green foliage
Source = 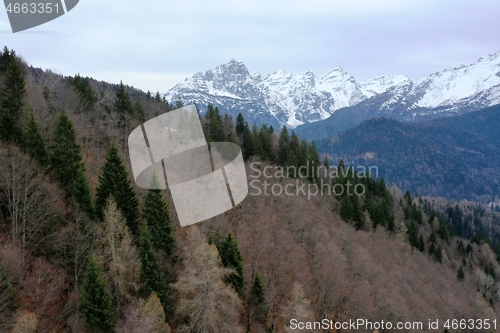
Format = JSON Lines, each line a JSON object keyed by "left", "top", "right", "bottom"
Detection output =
{"left": 259, "top": 125, "right": 274, "bottom": 161}
{"left": 241, "top": 122, "right": 254, "bottom": 160}
{"left": 68, "top": 74, "right": 97, "bottom": 110}
{"left": 466, "top": 242, "right": 473, "bottom": 255}
{"left": 0, "top": 47, "right": 16, "bottom": 73}
{"left": 50, "top": 111, "right": 94, "bottom": 218}
{"left": 95, "top": 142, "right": 139, "bottom": 235}
{"left": 73, "top": 170, "right": 96, "bottom": 219}
{"left": 457, "top": 239, "right": 466, "bottom": 256}
{"left": 340, "top": 194, "right": 364, "bottom": 230}
{"left": 457, "top": 265, "right": 465, "bottom": 281}
{"left": 81, "top": 257, "right": 115, "bottom": 332}
{"left": 22, "top": 111, "right": 49, "bottom": 167}
{"left": 204, "top": 104, "right": 226, "bottom": 142}
{"left": 139, "top": 225, "right": 168, "bottom": 308}
{"left": 113, "top": 81, "right": 134, "bottom": 114}
{"left": 277, "top": 126, "right": 289, "bottom": 165}
{"left": 134, "top": 100, "right": 145, "bottom": 122}
{"left": 142, "top": 186, "right": 175, "bottom": 257}
{"left": 248, "top": 272, "right": 266, "bottom": 323}
{"left": 175, "top": 97, "right": 184, "bottom": 108}
{"left": 217, "top": 232, "right": 244, "bottom": 294}
{"left": 236, "top": 112, "right": 245, "bottom": 138}
{"left": 0, "top": 56, "right": 25, "bottom": 143}
{"left": 307, "top": 142, "right": 320, "bottom": 184}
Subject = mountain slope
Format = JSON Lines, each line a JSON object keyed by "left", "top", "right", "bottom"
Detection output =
{"left": 316, "top": 105, "right": 500, "bottom": 202}
{"left": 166, "top": 52, "right": 500, "bottom": 134}
{"left": 297, "top": 52, "right": 500, "bottom": 140}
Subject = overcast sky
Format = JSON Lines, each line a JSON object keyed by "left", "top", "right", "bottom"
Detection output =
{"left": 1, "top": 0, "right": 499, "bottom": 93}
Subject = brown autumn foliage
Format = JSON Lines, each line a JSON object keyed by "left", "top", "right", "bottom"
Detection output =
{"left": 0, "top": 51, "right": 498, "bottom": 333}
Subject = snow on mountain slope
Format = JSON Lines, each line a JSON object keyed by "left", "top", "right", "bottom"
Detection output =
{"left": 416, "top": 52, "right": 500, "bottom": 108}
{"left": 165, "top": 51, "right": 500, "bottom": 128}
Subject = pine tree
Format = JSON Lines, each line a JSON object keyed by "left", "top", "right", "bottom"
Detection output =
{"left": 95, "top": 142, "right": 139, "bottom": 235}
{"left": 50, "top": 111, "right": 94, "bottom": 218}
{"left": 217, "top": 232, "right": 245, "bottom": 294}
{"left": 139, "top": 225, "right": 167, "bottom": 309}
{"left": 143, "top": 184, "right": 175, "bottom": 257}
{"left": 22, "top": 111, "right": 48, "bottom": 167}
{"left": 0, "top": 56, "right": 25, "bottom": 143}
{"left": 0, "top": 47, "right": 16, "bottom": 74}
{"left": 113, "top": 81, "right": 134, "bottom": 114}
{"left": 81, "top": 257, "right": 115, "bottom": 332}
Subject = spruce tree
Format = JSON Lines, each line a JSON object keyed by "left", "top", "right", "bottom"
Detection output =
{"left": 113, "top": 81, "right": 133, "bottom": 114}
{"left": 22, "top": 111, "right": 49, "bottom": 167}
{"left": 143, "top": 183, "right": 175, "bottom": 257}
{"left": 457, "top": 265, "right": 465, "bottom": 281}
{"left": 95, "top": 142, "right": 139, "bottom": 235}
{"left": 81, "top": 257, "right": 115, "bottom": 332}
{"left": 50, "top": 111, "right": 94, "bottom": 218}
{"left": 235, "top": 113, "right": 245, "bottom": 138}
{"left": 249, "top": 272, "right": 266, "bottom": 323}
{"left": 241, "top": 122, "right": 254, "bottom": 160}
{"left": 0, "top": 56, "right": 25, "bottom": 143}
{"left": 278, "top": 126, "right": 290, "bottom": 165}
{"left": 139, "top": 225, "right": 167, "bottom": 308}
{"left": 217, "top": 232, "right": 245, "bottom": 294}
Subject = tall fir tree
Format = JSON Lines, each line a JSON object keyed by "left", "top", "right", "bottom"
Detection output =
{"left": 241, "top": 122, "right": 254, "bottom": 160}
{"left": 248, "top": 272, "right": 266, "bottom": 324}
{"left": 0, "top": 56, "right": 25, "bottom": 143}
{"left": 22, "top": 111, "right": 49, "bottom": 167}
{"left": 142, "top": 181, "right": 175, "bottom": 257}
{"left": 278, "top": 126, "right": 290, "bottom": 165}
{"left": 235, "top": 112, "right": 245, "bottom": 138}
{"left": 217, "top": 232, "right": 245, "bottom": 294}
{"left": 95, "top": 142, "right": 139, "bottom": 235}
{"left": 50, "top": 111, "right": 94, "bottom": 218}
{"left": 113, "top": 81, "right": 134, "bottom": 114}
{"left": 81, "top": 257, "right": 115, "bottom": 332}
{"left": 139, "top": 225, "right": 168, "bottom": 311}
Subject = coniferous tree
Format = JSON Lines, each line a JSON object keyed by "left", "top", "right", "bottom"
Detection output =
{"left": 22, "top": 111, "right": 48, "bottom": 167}
{"left": 278, "top": 126, "right": 290, "bottom": 165}
{"left": 248, "top": 272, "right": 266, "bottom": 324}
{"left": 307, "top": 142, "right": 320, "bottom": 184}
{"left": 50, "top": 111, "right": 94, "bottom": 218}
{"left": 217, "top": 232, "right": 245, "bottom": 294}
{"left": 81, "top": 257, "right": 115, "bottom": 332}
{"left": 235, "top": 112, "right": 245, "bottom": 138}
{"left": 457, "top": 265, "right": 465, "bottom": 281}
{"left": 95, "top": 142, "right": 139, "bottom": 235}
{"left": 0, "top": 47, "right": 16, "bottom": 73}
{"left": 143, "top": 182, "right": 175, "bottom": 257}
{"left": 259, "top": 125, "right": 273, "bottom": 161}
{"left": 241, "top": 122, "right": 254, "bottom": 160}
{"left": 113, "top": 81, "right": 134, "bottom": 114}
{"left": 0, "top": 56, "right": 25, "bottom": 142}
{"left": 139, "top": 225, "right": 168, "bottom": 309}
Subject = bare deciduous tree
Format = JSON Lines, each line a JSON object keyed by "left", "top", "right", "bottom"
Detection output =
{"left": 174, "top": 226, "right": 244, "bottom": 333}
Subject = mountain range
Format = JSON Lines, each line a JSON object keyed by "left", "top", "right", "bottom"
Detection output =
{"left": 315, "top": 104, "right": 500, "bottom": 202}
{"left": 165, "top": 51, "right": 500, "bottom": 137}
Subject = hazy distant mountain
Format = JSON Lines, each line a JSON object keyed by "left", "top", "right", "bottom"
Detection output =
{"left": 165, "top": 52, "right": 500, "bottom": 134}
{"left": 315, "top": 104, "right": 500, "bottom": 202}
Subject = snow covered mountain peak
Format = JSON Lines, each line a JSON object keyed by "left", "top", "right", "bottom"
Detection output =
{"left": 165, "top": 51, "right": 500, "bottom": 128}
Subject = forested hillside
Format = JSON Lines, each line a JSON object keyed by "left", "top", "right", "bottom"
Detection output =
{"left": 0, "top": 47, "right": 499, "bottom": 333}
{"left": 315, "top": 107, "right": 500, "bottom": 203}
